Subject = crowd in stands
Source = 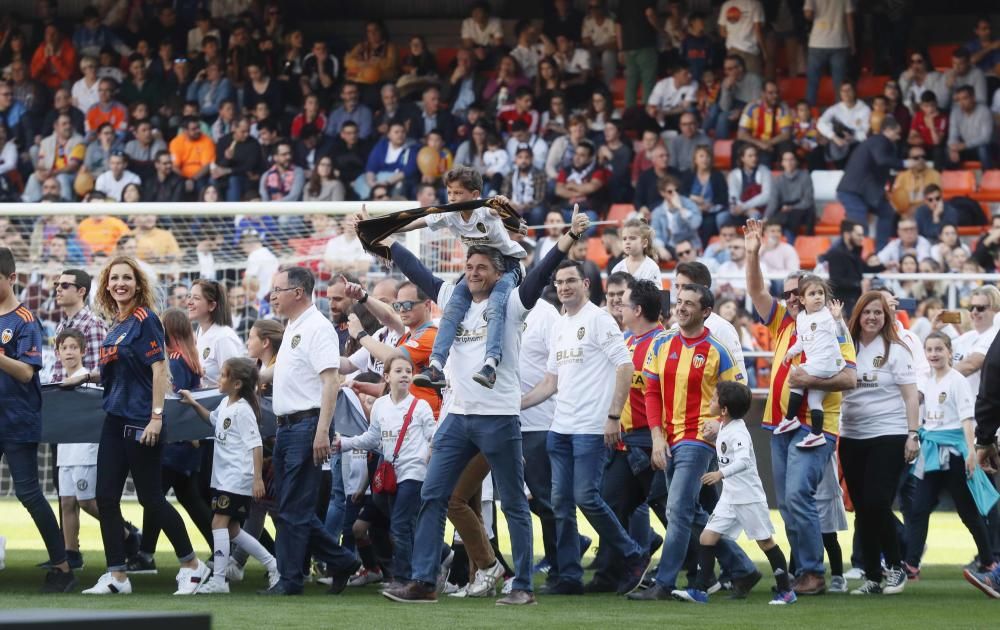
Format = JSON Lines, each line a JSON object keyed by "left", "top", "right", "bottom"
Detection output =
{"left": 0, "top": 1, "right": 999, "bottom": 340}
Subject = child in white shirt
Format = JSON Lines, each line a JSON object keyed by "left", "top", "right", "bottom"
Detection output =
{"left": 610, "top": 217, "right": 661, "bottom": 283}
{"left": 335, "top": 354, "right": 435, "bottom": 587}
{"left": 673, "top": 381, "right": 796, "bottom": 606}
{"left": 181, "top": 357, "right": 278, "bottom": 594}
{"left": 388, "top": 167, "right": 527, "bottom": 390}
{"left": 777, "top": 276, "right": 846, "bottom": 449}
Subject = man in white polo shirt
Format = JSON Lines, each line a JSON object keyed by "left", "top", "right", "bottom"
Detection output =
{"left": 520, "top": 260, "right": 645, "bottom": 595}
{"left": 261, "top": 266, "right": 360, "bottom": 595}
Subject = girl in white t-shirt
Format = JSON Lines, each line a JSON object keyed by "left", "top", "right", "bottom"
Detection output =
{"left": 181, "top": 358, "right": 278, "bottom": 594}
{"left": 188, "top": 279, "right": 246, "bottom": 387}
{"left": 335, "top": 354, "right": 434, "bottom": 587}
{"left": 611, "top": 218, "right": 661, "bottom": 283}
{"left": 903, "top": 332, "right": 996, "bottom": 577}
{"left": 777, "top": 276, "right": 845, "bottom": 449}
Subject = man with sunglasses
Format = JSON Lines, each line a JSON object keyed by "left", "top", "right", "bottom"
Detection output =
{"left": 50, "top": 269, "right": 106, "bottom": 384}
{"left": 914, "top": 184, "right": 959, "bottom": 240}
{"left": 890, "top": 145, "right": 941, "bottom": 216}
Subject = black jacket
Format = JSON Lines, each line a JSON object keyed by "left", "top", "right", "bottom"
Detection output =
{"left": 822, "top": 237, "right": 885, "bottom": 304}
{"left": 975, "top": 331, "right": 1000, "bottom": 444}
{"left": 141, "top": 173, "right": 184, "bottom": 202}
{"left": 836, "top": 134, "right": 904, "bottom": 208}
{"left": 407, "top": 108, "right": 458, "bottom": 146}
{"left": 680, "top": 169, "right": 730, "bottom": 207}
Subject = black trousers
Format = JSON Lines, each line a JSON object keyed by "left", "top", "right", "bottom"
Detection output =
{"left": 140, "top": 467, "right": 215, "bottom": 555}
{"left": 839, "top": 434, "right": 907, "bottom": 580}
{"left": 904, "top": 453, "right": 994, "bottom": 567}
{"left": 96, "top": 415, "right": 195, "bottom": 570}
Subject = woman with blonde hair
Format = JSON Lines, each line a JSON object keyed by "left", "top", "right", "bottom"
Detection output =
{"left": 64, "top": 257, "right": 210, "bottom": 595}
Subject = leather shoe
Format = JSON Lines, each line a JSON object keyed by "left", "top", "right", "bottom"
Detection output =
{"left": 257, "top": 584, "right": 302, "bottom": 596}
{"left": 627, "top": 582, "right": 672, "bottom": 600}
{"left": 793, "top": 572, "right": 827, "bottom": 595}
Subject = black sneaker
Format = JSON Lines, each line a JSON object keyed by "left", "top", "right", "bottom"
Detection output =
{"left": 413, "top": 366, "right": 447, "bottom": 389}
{"left": 472, "top": 365, "right": 497, "bottom": 389}
{"left": 123, "top": 526, "right": 142, "bottom": 559}
{"left": 126, "top": 554, "right": 158, "bottom": 575}
{"left": 544, "top": 580, "right": 584, "bottom": 595}
{"left": 583, "top": 577, "right": 617, "bottom": 593}
{"left": 327, "top": 559, "right": 363, "bottom": 595}
{"left": 729, "top": 569, "right": 762, "bottom": 599}
{"left": 648, "top": 533, "right": 664, "bottom": 558}
{"left": 41, "top": 568, "right": 78, "bottom": 593}
{"left": 619, "top": 554, "right": 652, "bottom": 595}
{"left": 67, "top": 550, "right": 85, "bottom": 570}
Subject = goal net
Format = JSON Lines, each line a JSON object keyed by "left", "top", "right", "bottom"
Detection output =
{"left": 0, "top": 199, "right": 464, "bottom": 498}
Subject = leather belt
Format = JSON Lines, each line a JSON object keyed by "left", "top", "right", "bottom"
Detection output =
{"left": 275, "top": 408, "right": 321, "bottom": 427}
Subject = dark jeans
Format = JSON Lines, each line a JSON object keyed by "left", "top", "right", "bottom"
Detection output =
{"left": 272, "top": 416, "right": 357, "bottom": 592}
{"left": 839, "top": 434, "right": 908, "bottom": 579}
{"left": 593, "top": 445, "right": 658, "bottom": 585}
{"left": 388, "top": 479, "right": 423, "bottom": 580}
{"left": 904, "top": 455, "right": 994, "bottom": 567}
{"left": 140, "top": 466, "right": 215, "bottom": 554}
{"left": 837, "top": 190, "right": 896, "bottom": 251}
{"left": 96, "top": 415, "right": 195, "bottom": 571}
{"left": 0, "top": 440, "right": 67, "bottom": 565}
{"left": 522, "top": 430, "right": 558, "bottom": 580}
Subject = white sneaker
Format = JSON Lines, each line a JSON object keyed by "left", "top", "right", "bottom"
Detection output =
{"left": 225, "top": 563, "right": 245, "bottom": 583}
{"left": 502, "top": 577, "right": 514, "bottom": 595}
{"left": 883, "top": 567, "right": 906, "bottom": 594}
{"left": 348, "top": 567, "right": 384, "bottom": 587}
{"left": 465, "top": 561, "right": 505, "bottom": 597}
{"left": 447, "top": 584, "right": 468, "bottom": 598}
{"left": 174, "top": 559, "right": 211, "bottom": 595}
{"left": 844, "top": 567, "right": 865, "bottom": 580}
{"left": 774, "top": 417, "right": 802, "bottom": 435}
{"left": 829, "top": 575, "right": 848, "bottom": 593}
{"left": 317, "top": 576, "right": 333, "bottom": 586}
{"left": 82, "top": 572, "right": 132, "bottom": 595}
{"left": 267, "top": 567, "right": 280, "bottom": 589}
{"left": 0, "top": 535, "right": 6, "bottom": 571}
{"left": 197, "top": 578, "right": 230, "bottom": 594}
{"left": 795, "top": 433, "right": 827, "bottom": 449}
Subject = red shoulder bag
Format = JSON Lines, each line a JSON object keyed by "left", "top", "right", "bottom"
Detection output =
{"left": 371, "top": 398, "right": 419, "bottom": 495}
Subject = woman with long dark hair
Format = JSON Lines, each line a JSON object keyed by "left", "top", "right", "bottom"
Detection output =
{"left": 66, "top": 258, "right": 209, "bottom": 594}
{"left": 130, "top": 308, "right": 215, "bottom": 573}
{"left": 188, "top": 279, "right": 245, "bottom": 387}
{"left": 839, "top": 290, "right": 920, "bottom": 596}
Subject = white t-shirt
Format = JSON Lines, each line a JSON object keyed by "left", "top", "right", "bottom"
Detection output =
{"left": 424, "top": 206, "right": 526, "bottom": 259}
{"left": 342, "top": 393, "right": 435, "bottom": 482}
{"left": 197, "top": 324, "right": 245, "bottom": 387}
{"left": 547, "top": 302, "right": 632, "bottom": 435}
{"left": 955, "top": 326, "right": 996, "bottom": 392}
{"left": 611, "top": 256, "right": 661, "bottom": 283}
{"left": 324, "top": 234, "right": 372, "bottom": 267}
{"left": 805, "top": 0, "right": 854, "bottom": 49}
{"left": 557, "top": 48, "right": 591, "bottom": 75}
{"left": 461, "top": 17, "right": 503, "bottom": 46}
{"left": 896, "top": 320, "right": 930, "bottom": 382}
{"left": 519, "top": 299, "right": 560, "bottom": 432}
{"left": 719, "top": 0, "right": 764, "bottom": 54}
{"left": 841, "top": 339, "right": 916, "bottom": 439}
{"left": 920, "top": 368, "right": 975, "bottom": 432}
{"left": 94, "top": 169, "right": 141, "bottom": 201}
{"left": 483, "top": 148, "right": 511, "bottom": 175}
{"left": 788, "top": 307, "right": 843, "bottom": 375}
{"left": 273, "top": 305, "right": 341, "bottom": 415}
{"left": 72, "top": 77, "right": 101, "bottom": 113}
{"left": 582, "top": 15, "right": 617, "bottom": 48}
{"left": 436, "top": 282, "right": 529, "bottom": 416}
{"left": 246, "top": 246, "right": 279, "bottom": 300}
{"left": 348, "top": 325, "right": 402, "bottom": 376}
{"left": 716, "top": 419, "right": 767, "bottom": 505}
{"left": 209, "top": 397, "right": 263, "bottom": 495}
{"left": 647, "top": 77, "right": 699, "bottom": 111}
{"left": 57, "top": 367, "right": 99, "bottom": 467}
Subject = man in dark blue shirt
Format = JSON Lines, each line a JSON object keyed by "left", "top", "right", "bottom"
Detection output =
{"left": 0, "top": 247, "right": 78, "bottom": 592}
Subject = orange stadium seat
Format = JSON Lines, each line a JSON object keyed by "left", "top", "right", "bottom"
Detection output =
{"left": 586, "top": 237, "right": 609, "bottom": 269}
{"left": 928, "top": 44, "right": 957, "bottom": 69}
{"left": 436, "top": 47, "right": 458, "bottom": 74}
{"left": 713, "top": 139, "right": 733, "bottom": 170}
{"left": 815, "top": 202, "right": 846, "bottom": 235}
{"left": 607, "top": 203, "right": 634, "bottom": 226}
{"left": 857, "top": 75, "right": 890, "bottom": 99}
{"left": 861, "top": 237, "right": 875, "bottom": 260}
{"left": 974, "top": 170, "right": 1000, "bottom": 203}
{"left": 941, "top": 170, "right": 977, "bottom": 197}
{"left": 793, "top": 236, "right": 830, "bottom": 269}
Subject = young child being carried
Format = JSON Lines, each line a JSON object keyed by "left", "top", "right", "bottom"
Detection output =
{"left": 776, "top": 276, "right": 847, "bottom": 449}
{"left": 673, "top": 381, "right": 796, "bottom": 606}
{"left": 375, "top": 166, "right": 527, "bottom": 389}
{"left": 180, "top": 357, "right": 278, "bottom": 594}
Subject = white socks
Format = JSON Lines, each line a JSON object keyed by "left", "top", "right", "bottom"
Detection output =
{"left": 484, "top": 357, "right": 498, "bottom": 369}
{"left": 212, "top": 529, "right": 230, "bottom": 582}
{"left": 233, "top": 530, "right": 277, "bottom": 571}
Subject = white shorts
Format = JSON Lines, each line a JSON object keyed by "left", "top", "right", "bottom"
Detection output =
{"left": 705, "top": 500, "right": 774, "bottom": 541}
{"left": 58, "top": 465, "right": 97, "bottom": 501}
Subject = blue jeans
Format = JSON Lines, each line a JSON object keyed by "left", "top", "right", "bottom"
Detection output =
{"left": 837, "top": 190, "right": 896, "bottom": 251}
{"left": 430, "top": 261, "right": 520, "bottom": 368}
{"left": 324, "top": 453, "right": 346, "bottom": 544}
{"left": 704, "top": 102, "right": 745, "bottom": 139}
{"left": 410, "top": 413, "right": 534, "bottom": 591}
{"left": 653, "top": 444, "right": 756, "bottom": 589}
{"left": 770, "top": 427, "right": 834, "bottom": 576}
{"left": 272, "top": 417, "right": 357, "bottom": 592}
{"left": 806, "top": 47, "right": 848, "bottom": 106}
{"left": 218, "top": 174, "right": 249, "bottom": 202}
{"left": 388, "top": 479, "right": 423, "bottom": 580}
{"left": 522, "top": 429, "right": 559, "bottom": 581}
{"left": 547, "top": 432, "right": 641, "bottom": 585}
{"left": 0, "top": 440, "right": 67, "bottom": 565}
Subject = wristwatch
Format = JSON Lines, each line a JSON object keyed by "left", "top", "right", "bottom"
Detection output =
{"left": 608, "top": 414, "right": 621, "bottom": 421}
{"left": 359, "top": 291, "right": 369, "bottom": 304}
{"left": 355, "top": 330, "right": 370, "bottom": 342}
{"left": 152, "top": 407, "right": 163, "bottom": 419}
{"left": 568, "top": 230, "right": 582, "bottom": 241}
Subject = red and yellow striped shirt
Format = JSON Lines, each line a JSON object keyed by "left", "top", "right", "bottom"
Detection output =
{"left": 643, "top": 327, "right": 743, "bottom": 450}
{"left": 620, "top": 325, "right": 664, "bottom": 434}
{"left": 760, "top": 300, "right": 856, "bottom": 436}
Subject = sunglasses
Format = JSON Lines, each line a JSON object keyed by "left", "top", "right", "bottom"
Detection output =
{"left": 925, "top": 195, "right": 941, "bottom": 202}
{"left": 54, "top": 281, "right": 79, "bottom": 290}
{"left": 782, "top": 290, "right": 798, "bottom": 300}
{"left": 676, "top": 249, "right": 694, "bottom": 257}
{"left": 392, "top": 300, "right": 418, "bottom": 312}
{"left": 970, "top": 305, "right": 989, "bottom": 313}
